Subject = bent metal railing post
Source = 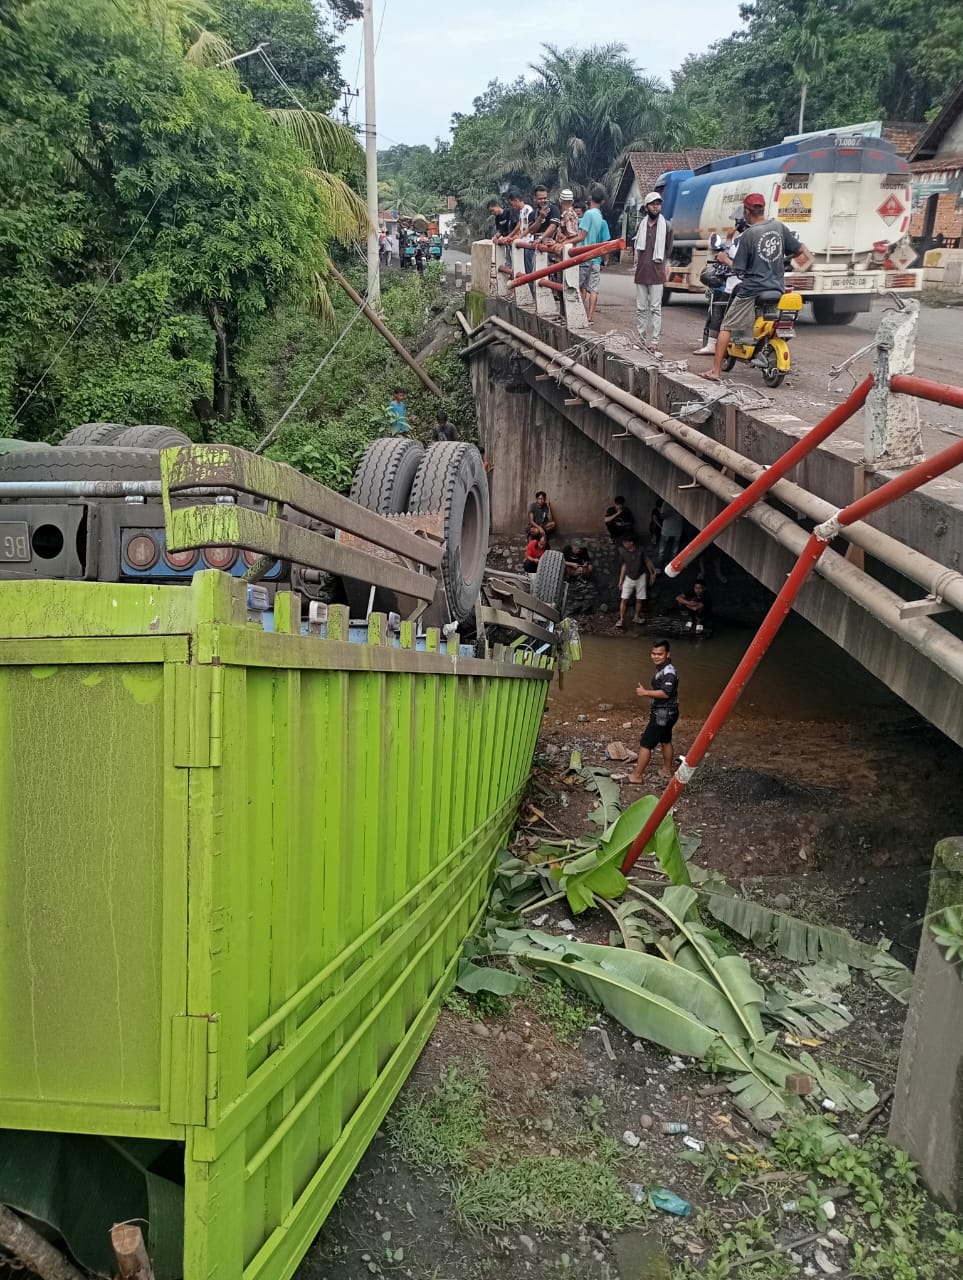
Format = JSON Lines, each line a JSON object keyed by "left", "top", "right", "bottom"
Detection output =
{"left": 622, "top": 375, "right": 963, "bottom": 875}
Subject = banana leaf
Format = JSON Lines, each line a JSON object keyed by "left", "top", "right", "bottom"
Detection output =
{"left": 713, "top": 1035, "right": 807, "bottom": 1122}
{"left": 635, "top": 889, "right": 766, "bottom": 1044}
{"left": 798, "top": 1052, "right": 879, "bottom": 1113}
{"left": 599, "top": 796, "right": 691, "bottom": 886}
{"left": 700, "top": 890, "right": 912, "bottom": 1002}
{"left": 456, "top": 959, "right": 524, "bottom": 995}
{"left": 765, "top": 985, "right": 852, "bottom": 1038}
{"left": 0, "top": 1130, "right": 183, "bottom": 1278}
{"left": 581, "top": 767, "right": 622, "bottom": 827}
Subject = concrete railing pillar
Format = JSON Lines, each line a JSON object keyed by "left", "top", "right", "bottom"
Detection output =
{"left": 864, "top": 300, "right": 924, "bottom": 468}
{"left": 511, "top": 244, "right": 533, "bottom": 310}
{"left": 533, "top": 248, "right": 556, "bottom": 317}
{"left": 890, "top": 835, "right": 963, "bottom": 1210}
{"left": 471, "top": 239, "right": 497, "bottom": 296}
{"left": 561, "top": 246, "right": 589, "bottom": 330}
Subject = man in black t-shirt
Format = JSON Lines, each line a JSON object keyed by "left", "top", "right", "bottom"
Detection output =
{"left": 562, "top": 543, "right": 592, "bottom": 579}
{"left": 616, "top": 534, "right": 655, "bottom": 629}
{"left": 627, "top": 638, "right": 680, "bottom": 783}
{"left": 604, "top": 495, "right": 635, "bottom": 543}
{"left": 676, "top": 579, "right": 712, "bottom": 633}
{"left": 431, "top": 411, "right": 458, "bottom": 441}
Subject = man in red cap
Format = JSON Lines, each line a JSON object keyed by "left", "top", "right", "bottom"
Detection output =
{"left": 701, "top": 192, "right": 811, "bottom": 383}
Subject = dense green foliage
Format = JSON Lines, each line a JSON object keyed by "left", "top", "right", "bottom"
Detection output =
{"left": 217, "top": 0, "right": 343, "bottom": 112}
{"left": 673, "top": 0, "right": 963, "bottom": 149}
{"left": 0, "top": 0, "right": 365, "bottom": 440}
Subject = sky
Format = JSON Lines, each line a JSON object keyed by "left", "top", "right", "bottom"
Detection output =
{"left": 336, "top": 1, "right": 746, "bottom": 149}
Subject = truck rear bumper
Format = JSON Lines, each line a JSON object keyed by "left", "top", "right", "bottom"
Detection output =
{"left": 785, "top": 270, "right": 923, "bottom": 295}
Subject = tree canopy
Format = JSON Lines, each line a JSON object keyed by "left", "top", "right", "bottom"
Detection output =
{"left": 0, "top": 0, "right": 365, "bottom": 437}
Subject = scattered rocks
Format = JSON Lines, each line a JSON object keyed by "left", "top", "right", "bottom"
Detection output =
{"left": 598, "top": 702, "right": 613, "bottom": 711}
{"left": 639, "top": 1113, "right": 654, "bottom": 1130}
{"left": 518, "top": 1235, "right": 536, "bottom": 1255}
{"left": 471, "top": 1022, "right": 490, "bottom": 1039}
{"left": 826, "top": 1229, "right": 849, "bottom": 1247}
{"left": 622, "top": 1130, "right": 641, "bottom": 1148}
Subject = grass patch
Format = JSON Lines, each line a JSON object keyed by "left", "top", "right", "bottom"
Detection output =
{"left": 387, "top": 1063, "right": 488, "bottom": 1172}
{"left": 443, "top": 989, "right": 510, "bottom": 1020}
{"left": 450, "top": 1151, "right": 646, "bottom": 1232}
{"left": 528, "top": 977, "right": 595, "bottom": 1044}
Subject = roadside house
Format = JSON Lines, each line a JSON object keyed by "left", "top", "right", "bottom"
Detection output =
{"left": 908, "top": 79, "right": 963, "bottom": 250}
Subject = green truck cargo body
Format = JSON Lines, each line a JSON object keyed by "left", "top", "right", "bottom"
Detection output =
{"left": 0, "top": 570, "right": 552, "bottom": 1280}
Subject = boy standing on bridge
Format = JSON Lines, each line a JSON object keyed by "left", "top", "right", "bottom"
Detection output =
{"left": 627, "top": 639, "right": 680, "bottom": 784}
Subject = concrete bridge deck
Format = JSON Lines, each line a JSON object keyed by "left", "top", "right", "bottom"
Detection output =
{"left": 466, "top": 295, "right": 963, "bottom": 747}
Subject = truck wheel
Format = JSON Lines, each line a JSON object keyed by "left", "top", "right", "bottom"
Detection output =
{"left": 350, "top": 438, "right": 425, "bottom": 514}
{"left": 533, "top": 550, "right": 565, "bottom": 614}
{"left": 661, "top": 287, "right": 673, "bottom": 306}
{"left": 58, "top": 422, "right": 129, "bottom": 446}
{"left": 109, "top": 424, "right": 193, "bottom": 449}
{"left": 409, "top": 442, "right": 490, "bottom": 623}
{"left": 812, "top": 298, "right": 857, "bottom": 326}
{"left": 0, "top": 438, "right": 53, "bottom": 454}
{"left": 0, "top": 447, "right": 163, "bottom": 483}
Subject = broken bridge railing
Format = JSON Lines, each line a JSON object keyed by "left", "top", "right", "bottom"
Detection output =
{"left": 471, "top": 236, "right": 625, "bottom": 330}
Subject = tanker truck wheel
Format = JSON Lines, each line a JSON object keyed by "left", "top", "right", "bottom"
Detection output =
{"left": 109, "top": 424, "right": 194, "bottom": 449}
{"left": 409, "top": 442, "right": 490, "bottom": 624}
{"left": 812, "top": 298, "right": 858, "bottom": 326}
{"left": 58, "top": 422, "right": 130, "bottom": 446}
{"left": 350, "top": 438, "right": 425, "bottom": 514}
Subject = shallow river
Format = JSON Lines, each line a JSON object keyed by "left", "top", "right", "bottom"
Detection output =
{"left": 556, "top": 614, "right": 904, "bottom": 722}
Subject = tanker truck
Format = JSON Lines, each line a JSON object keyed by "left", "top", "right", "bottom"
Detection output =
{"left": 656, "top": 132, "right": 922, "bottom": 324}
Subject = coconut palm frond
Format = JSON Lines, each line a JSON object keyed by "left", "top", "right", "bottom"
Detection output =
{"left": 267, "top": 109, "right": 363, "bottom": 173}
{"left": 308, "top": 272, "right": 337, "bottom": 328}
{"left": 306, "top": 169, "right": 370, "bottom": 244}
{"left": 185, "top": 28, "right": 235, "bottom": 67}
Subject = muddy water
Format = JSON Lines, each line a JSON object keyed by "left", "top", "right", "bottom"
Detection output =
{"left": 557, "top": 615, "right": 902, "bottom": 722}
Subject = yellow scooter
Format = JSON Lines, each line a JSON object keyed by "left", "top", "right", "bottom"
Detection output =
{"left": 721, "top": 290, "right": 803, "bottom": 388}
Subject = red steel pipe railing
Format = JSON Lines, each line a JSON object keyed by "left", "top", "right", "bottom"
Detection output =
{"left": 622, "top": 378, "right": 963, "bottom": 875}
{"left": 507, "top": 238, "right": 625, "bottom": 289}
{"left": 665, "top": 375, "right": 874, "bottom": 578}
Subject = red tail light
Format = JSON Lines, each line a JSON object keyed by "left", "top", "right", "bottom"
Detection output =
{"left": 164, "top": 548, "right": 198, "bottom": 570}
{"left": 125, "top": 534, "right": 159, "bottom": 570}
{"left": 203, "top": 547, "right": 237, "bottom": 570}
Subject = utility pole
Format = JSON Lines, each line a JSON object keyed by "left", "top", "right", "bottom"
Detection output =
{"left": 362, "top": 0, "right": 381, "bottom": 308}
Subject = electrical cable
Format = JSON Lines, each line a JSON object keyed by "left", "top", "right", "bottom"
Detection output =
{"left": 13, "top": 191, "right": 165, "bottom": 424}
{"left": 253, "top": 295, "right": 369, "bottom": 454}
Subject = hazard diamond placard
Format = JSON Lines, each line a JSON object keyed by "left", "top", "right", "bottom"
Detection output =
{"left": 877, "top": 194, "right": 905, "bottom": 225}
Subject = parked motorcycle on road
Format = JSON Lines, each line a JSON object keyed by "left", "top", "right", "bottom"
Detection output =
{"left": 721, "top": 289, "right": 804, "bottom": 387}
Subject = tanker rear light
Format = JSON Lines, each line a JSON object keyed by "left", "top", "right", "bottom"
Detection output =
{"left": 125, "top": 534, "right": 159, "bottom": 570}
{"left": 885, "top": 272, "right": 917, "bottom": 289}
{"left": 785, "top": 274, "right": 814, "bottom": 291}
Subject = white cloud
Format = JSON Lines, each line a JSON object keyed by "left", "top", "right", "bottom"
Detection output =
{"left": 338, "top": 1, "right": 745, "bottom": 148}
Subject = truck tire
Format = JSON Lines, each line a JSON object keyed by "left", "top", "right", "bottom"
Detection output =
{"left": 409, "top": 442, "right": 490, "bottom": 623}
{"left": 0, "top": 438, "right": 52, "bottom": 454}
{"left": 109, "top": 424, "right": 193, "bottom": 449}
{"left": 533, "top": 550, "right": 565, "bottom": 614}
{"left": 350, "top": 438, "right": 425, "bottom": 514}
{"left": 661, "top": 287, "right": 673, "bottom": 306}
{"left": 0, "top": 447, "right": 163, "bottom": 483}
{"left": 58, "top": 422, "right": 129, "bottom": 446}
{"left": 811, "top": 298, "right": 858, "bottom": 326}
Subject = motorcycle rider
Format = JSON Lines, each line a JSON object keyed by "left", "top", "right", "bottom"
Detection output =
{"left": 701, "top": 193, "right": 812, "bottom": 383}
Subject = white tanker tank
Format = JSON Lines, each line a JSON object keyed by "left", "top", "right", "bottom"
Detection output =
{"left": 655, "top": 131, "right": 921, "bottom": 324}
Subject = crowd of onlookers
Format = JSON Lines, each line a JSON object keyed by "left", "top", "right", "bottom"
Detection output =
{"left": 523, "top": 489, "right": 714, "bottom": 633}
{"left": 488, "top": 185, "right": 612, "bottom": 324}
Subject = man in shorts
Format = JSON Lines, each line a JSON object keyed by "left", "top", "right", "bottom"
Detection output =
{"left": 616, "top": 533, "right": 654, "bottom": 628}
{"left": 626, "top": 638, "right": 679, "bottom": 783}
{"left": 701, "top": 192, "right": 811, "bottom": 383}
{"left": 573, "top": 187, "right": 609, "bottom": 324}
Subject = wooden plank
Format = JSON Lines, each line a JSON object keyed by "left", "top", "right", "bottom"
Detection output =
{"left": 478, "top": 607, "right": 556, "bottom": 646}
{"left": 161, "top": 446, "right": 444, "bottom": 569}
{"left": 484, "top": 578, "right": 561, "bottom": 623}
{"left": 166, "top": 506, "right": 437, "bottom": 605}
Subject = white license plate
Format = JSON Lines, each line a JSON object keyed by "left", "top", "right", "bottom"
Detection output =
{"left": 826, "top": 275, "right": 869, "bottom": 290}
{"left": 0, "top": 522, "right": 30, "bottom": 561}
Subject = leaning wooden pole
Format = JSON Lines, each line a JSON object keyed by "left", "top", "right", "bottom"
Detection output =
{"left": 328, "top": 264, "right": 443, "bottom": 398}
{"left": 111, "top": 1223, "right": 156, "bottom": 1280}
{"left": 0, "top": 1205, "right": 87, "bottom": 1280}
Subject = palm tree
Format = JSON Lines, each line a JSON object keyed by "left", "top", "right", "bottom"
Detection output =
{"left": 793, "top": 6, "right": 829, "bottom": 134}
{"left": 488, "top": 45, "right": 689, "bottom": 194}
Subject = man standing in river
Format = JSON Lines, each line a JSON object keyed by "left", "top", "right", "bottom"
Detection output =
{"left": 626, "top": 639, "right": 679, "bottom": 783}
